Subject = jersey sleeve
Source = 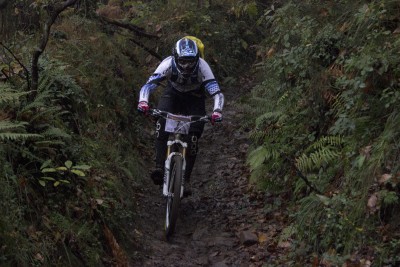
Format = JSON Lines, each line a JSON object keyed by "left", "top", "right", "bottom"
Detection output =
{"left": 138, "top": 57, "right": 172, "bottom": 103}
{"left": 198, "top": 58, "right": 221, "bottom": 96}
{"left": 198, "top": 58, "right": 224, "bottom": 112}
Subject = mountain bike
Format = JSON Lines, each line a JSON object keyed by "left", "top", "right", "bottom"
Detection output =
{"left": 150, "top": 109, "right": 210, "bottom": 239}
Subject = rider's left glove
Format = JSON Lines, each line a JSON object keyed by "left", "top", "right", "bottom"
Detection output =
{"left": 137, "top": 101, "right": 149, "bottom": 114}
{"left": 211, "top": 111, "right": 222, "bottom": 125}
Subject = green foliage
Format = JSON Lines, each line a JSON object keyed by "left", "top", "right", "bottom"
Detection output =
{"left": 0, "top": 85, "right": 42, "bottom": 141}
{"left": 125, "top": 0, "right": 260, "bottom": 80}
{"left": 0, "top": 121, "right": 41, "bottom": 141}
{"left": 0, "top": 84, "right": 30, "bottom": 104}
{"left": 39, "top": 159, "right": 90, "bottom": 187}
{"left": 230, "top": 1, "right": 259, "bottom": 19}
{"left": 379, "top": 189, "right": 399, "bottom": 206}
{"left": 295, "top": 136, "right": 343, "bottom": 173}
{"left": 246, "top": 0, "right": 400, "bottom": 264}
{"left": 295, "top": 193, "right": 364, "bottom": 257}
{"left": 1, "top": 0, "right": 153, "bottom": 263}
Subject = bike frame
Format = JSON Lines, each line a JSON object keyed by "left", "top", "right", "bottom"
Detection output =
{"left": 163, "top": 133, "right": 187, "bottom": 198}
{"left": 149, "top": 108, "right": 210, "bottom": 238}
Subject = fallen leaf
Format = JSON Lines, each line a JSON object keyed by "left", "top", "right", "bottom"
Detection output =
{"left": 134, "top": 229, "right": 143, "bottom": 236}
{"left": 210, "top": 251, "right": 220, "bottom": 257}
{"left": 378, "top": 174, "right": 392, "bottom": 185}
{"left": 360, "top": 259, "right": 372, "bottom": 267}
{"left": 258, "top": 232, "right": 268, "bottom": 243}
{"left": 267, "top": 47, "right": 275, "bottom": 58}
{"left": 320, "top": 8, "right": 329, "bottom": 17}
{"left": 34, "top": 253, "right": 44, "bottom": 262}
{"left": 277, "top": 240, "right": 291, "bottom": 248}
{"left": 367, "top": 193, "right": 378, "bottom": 209}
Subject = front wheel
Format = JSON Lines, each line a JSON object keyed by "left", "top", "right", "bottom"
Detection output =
{"left": 165, "top": 155, "right": 183, "bottom": 239}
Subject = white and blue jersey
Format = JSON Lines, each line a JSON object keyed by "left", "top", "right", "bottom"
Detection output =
{"left": 139, "top": 56, "right": 224, "bottom": 112}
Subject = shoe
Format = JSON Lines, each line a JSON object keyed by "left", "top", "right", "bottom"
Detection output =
{"left": 150, "top": 167, "right": 164, "bottom": 185}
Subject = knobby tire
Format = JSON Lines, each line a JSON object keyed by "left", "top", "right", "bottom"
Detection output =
{"left": 165, "top": 155, "right": 182, "bottom": 239}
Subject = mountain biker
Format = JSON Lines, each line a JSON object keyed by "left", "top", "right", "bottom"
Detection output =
{"left": 137, "top": 37, "right": 224, "bottom": 190}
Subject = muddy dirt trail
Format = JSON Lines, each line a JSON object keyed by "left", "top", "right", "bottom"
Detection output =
{"left": 131, "top": 84, "right": 288, "bottom": 267}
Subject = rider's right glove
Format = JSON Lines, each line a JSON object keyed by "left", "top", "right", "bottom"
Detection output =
{"left": 137, "top": 101, "right": 149, "bottom": 114}
{"left": 211, "top": 110, "right": 222, "bottom": 125}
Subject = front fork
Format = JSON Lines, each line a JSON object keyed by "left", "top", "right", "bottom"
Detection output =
{"left": 163, "top": 140, "right": 187, "bottom": 198}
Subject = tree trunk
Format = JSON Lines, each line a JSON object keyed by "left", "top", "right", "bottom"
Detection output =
{"left": 0, "top": 1, "right": 11, "bottom": 40}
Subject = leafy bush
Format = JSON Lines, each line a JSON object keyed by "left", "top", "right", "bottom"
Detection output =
{"left": 247, "top": 0, "right": 400, "bottom": 264}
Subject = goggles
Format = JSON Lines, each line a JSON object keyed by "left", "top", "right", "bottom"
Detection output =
{"left": 177, "top": 58, "right": 197, "bottom": 70}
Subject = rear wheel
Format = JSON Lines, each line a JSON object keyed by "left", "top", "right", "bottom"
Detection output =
{"left": 165, "top": 155, "right": 183, "bottom": 239}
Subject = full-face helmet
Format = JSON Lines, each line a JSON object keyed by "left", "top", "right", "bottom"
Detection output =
{"left": 173, "top": 38, "right": 200, "bottom": 77}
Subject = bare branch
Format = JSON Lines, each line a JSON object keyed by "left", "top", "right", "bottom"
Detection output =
{"left": 0, "top": 41, "right": 30, "bottom": 88}
{"left": 99, "top": 15, "right": 161, "bottom": 60}
{"left": 98, "top": 15, "right": 159, "bottom": 39}
{"left": 129, "top": 38, "right": 162, "bottom": 61}
{"left": 1, "top": 69, "right": 8, "bottom": 80}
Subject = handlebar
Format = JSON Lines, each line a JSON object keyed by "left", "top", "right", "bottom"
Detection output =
{"left": 149, "top": 109, "right": 211, "bottom": 123}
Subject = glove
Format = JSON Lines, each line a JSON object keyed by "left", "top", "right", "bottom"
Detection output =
{"left": 211, "top": 111, "right": 222, "bottom": 125}
{"left": 137, "top": 101, "right": 149, "bottom": 114}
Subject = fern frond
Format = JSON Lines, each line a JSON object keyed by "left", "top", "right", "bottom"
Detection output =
{"left": 29, "top": 106, "right": 63, "bottom": 123}
{"left": 34, "top": 140, "right": 66, "bottom": 146}
{"left": 38, "top": 75, "right": 55, "bottom": 93}
{"left": 19, "top": 89, "right": 54, "bottom": 114}
{"left": 247, "top": 146, "right": 268, "bottom": 171}
{"left": 306, "top": 135, "right": 344, "bottom": 152}
{"left": 0, "top": 84, "right": 30, "bottom": 105}
{"left": 42, "top": 127, "right": 71, "bottom": 140}
{"left": 277, "top": 91, "right": 289, "bottom": 105}
{"left": 247, "top": 145, "right": 281, "bottom": 171}
{"left": 248, "top": 130, "right": 268, "bottom": 143}
{"left": 249, "top": 96, "right": 271, "bottom": 113}
{"left": 0, "top": 120, "right": 28, "bottom": 131}
{"left": 295, "top": 135, "right": 344, "bottom": 173}
{"left": 255, "top": 111, "right": 285, "bottom": 126}
{"left": 0, "top": 121, "right": 42, "bottom": 141}
{"left": 40, "top": 58, "right": 84, "bottom": 97}
{"left": 331, "top": 92, "right": 348, "bottom": 117}
{"left": 19, "top": 74, "right": 58, "bottom": 114}
{"left": 0, "top": 132, "right": 42, "bottom": 141}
